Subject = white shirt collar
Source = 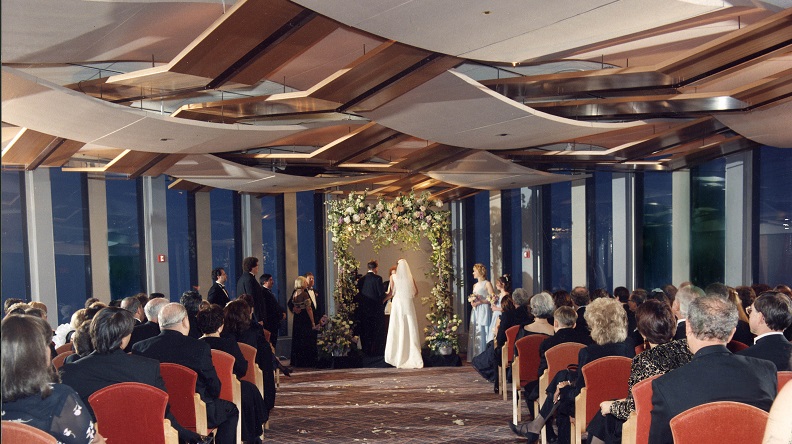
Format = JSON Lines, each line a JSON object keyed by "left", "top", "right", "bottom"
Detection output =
{"left": 754, "top": 331, "right": 784, "bottom": 343}
{"left": 676, "top": 318, "right": 685, "bottom": 325}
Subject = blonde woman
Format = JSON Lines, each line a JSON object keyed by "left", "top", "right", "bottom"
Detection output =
{"left": 467, "top": 263, "right": 494, "bottom": 362}
{"left": 289, "top": 276, "right": 318, "bottom": 367}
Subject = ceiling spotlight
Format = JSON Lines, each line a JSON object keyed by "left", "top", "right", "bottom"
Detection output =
{"left": 482, "top": 10, "right": 491, "bottom": 15}
{"left": 497, "top": 133, "right": 509, "bottom": 137}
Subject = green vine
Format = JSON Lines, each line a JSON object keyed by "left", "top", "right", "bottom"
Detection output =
{"left": 323, "top": 191, "right": 456, "bottom": 355}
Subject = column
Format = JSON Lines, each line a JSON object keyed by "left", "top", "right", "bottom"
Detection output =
{"left": 521, "top": 187, "right": 541, "bottom": 295}
{"left": 571, "top": 178, "right": 587, "bottom": 287}
{"left": 724, "top": 153, "right": 753, "bottom": 286}
{"left": 612, "top": 173, "right": 635, "bottom": 289}
{"left": 194, "top": 192, "right": 213, "bottom": 296}
{"left": 87, "top": 176, "right": 111, "bottom": 302}
{"left": 672, "top": 170, "right": 691, "bottom": 285}
{"left": 489, "top": 190, "right": 502, "bottom": 282}
{"left": 141, "top": 176, "right": 170, "bottom": 294}
{"left": 25, "top": 169, "right": 58, "bottom": 326}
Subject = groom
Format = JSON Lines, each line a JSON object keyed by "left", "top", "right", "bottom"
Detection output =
{"left": 357, "top": 260, "right": 386, "bottom": 356}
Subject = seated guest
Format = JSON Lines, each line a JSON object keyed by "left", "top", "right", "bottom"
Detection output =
{"left": 705, "top": 282, "right": 755, "bottom": 345}
{"left": 626, "top": 289, "right": 647, "bottom": 347}
{"left": 649, "top": 295, "right": 777, "bottom": 444}
{"left": 492, "top": 288, "right": 532, "bottom": 392}
{"left": 133, "top": 303, "right": 238, "bottom": 444}
{"left": 223, "top": 298, "right": 276, "bottom": 415}
{"left": 518, "top": 292, "right": 556, "bottom": 337}
{"left": 2, "top": 315, "right": 105, "bottom": 444}
{"left": 571, "top": 286, "right": 591, "bottom": 336}
{"left": 671, "top": 285, "right": 703, "bottom": 340}
{"left": 54, "top": 308, "right": 85, "bottom": 347}
{"left": 197, "top": 304, "right": 267, "bottom": 443}
{"left": 536, "top": 306, "right": 592, "bottom": 386}
{"left": 587, "top": 300, "right": 693, "bottom": 444}
{"left": 3, "top": 297, "right": 24, "bottom": 315}
{"left": 738, "top": 291, "right": 792, "bottom": 371}
{"left": 60, "top": 307, "right": 205, "bottom": 443}
{"left": 64, "top": 321, "right": 93, "bottom": 364}
{"left": 180, "top": 290, "right": 204, "bottom": 339}
{"left": 511, "top": 297, "right": 633, "bottom": 444}
{"left": 120, "top": 296, "right": 144, "bottom": 325}
{"left": 124, "top": 297, "right": 168, "bottom": 352}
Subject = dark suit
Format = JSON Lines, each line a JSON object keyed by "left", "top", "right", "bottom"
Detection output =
{"left": 673, "top": 320, "right": 686, "bottom": 340}
{"left": 574, "top": 305, "right": 589, "bottom": 336}
{"left": 537, "top": 327, "right": 592, "bottom": 378}
{"left": 649, "top": 345, "right": 777, "bottom": 444}
{"left": 59, "top": 349, "right": 198, "bottom": 442}
{"left": 737, "top": 333, "right": 792, "bottom": 371}
{"left": 132, "top": 330, "right": 239, "bottom": 444}
{"left": 262, "top": 286, "right": 285, "bottom": 346}
{"left": 207, "top": 282, "right": 230, "bottom": 307}
{"left": 237, "top": 272, "right": 267, "bottom": 325}
{"left": 124, "top": 321, "right": 160, "bottom": 352}
{"left": 356, "top": 271, "right": 385, "bottom": 355}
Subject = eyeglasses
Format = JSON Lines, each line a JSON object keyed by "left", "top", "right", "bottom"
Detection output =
{"left": 746, "top": 306, "right": 753, "bottom": 316}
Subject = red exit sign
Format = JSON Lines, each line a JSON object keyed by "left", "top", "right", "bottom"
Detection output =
{"left": 157, "top": 255, "right": 167, "bottom": 263}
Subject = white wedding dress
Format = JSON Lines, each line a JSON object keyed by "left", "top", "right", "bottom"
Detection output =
{"left": 384, "top": 259, "right": 424, "bottom": 369}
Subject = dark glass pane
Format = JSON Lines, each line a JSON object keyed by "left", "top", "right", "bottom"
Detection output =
{"left": 211, "top": 189, "right": 237, "bottom": 297}
{"left": 106, "top": 178, "right": 142, "bottom": 299}
{"left": 261, "top": 195, "right": 285, "bottom": 335}
{"left": 296, "top": 191, "right": 316, "bottom": 276}
{"left": 590, "top": 172, "right": 613, "bottom": 292}
{"left": 642, "top": 172, "right": 673, "bottom": 290}
{"left": 50, "top": 168, "right": 91, "bottom": 322}
{"left": 549, "top": 182, "right": 572, "bottom": 292}
{"left": 166, "top": 181, "right": 191, "bottom": 301}
{"left": 1, "top": 171, "right": 29, "bottom": 303}
{"left": 757, "top": 146, "right": 792, "bottom": 285}
{"left": 690, "top": 158, "right": 726, "bottom": 286}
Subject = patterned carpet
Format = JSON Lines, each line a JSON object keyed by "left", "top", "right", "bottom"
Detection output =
{"left": 264, "top": 363, "right": 525, "bottom": 443}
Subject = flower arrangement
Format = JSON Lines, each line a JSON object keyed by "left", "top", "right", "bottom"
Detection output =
{"left": 317, "top": 315, "right": 357, "bottom": 357}
{"left": 424, "top": 311, "right": 462, "bottom": 352}
{"left": 325, "top": 190, "right": 455, "bottom": 357}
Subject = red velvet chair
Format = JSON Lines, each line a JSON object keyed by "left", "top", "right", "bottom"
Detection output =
{"left": 500, "top": 325, "right": 521, "bottom": 400}
{"left": 777, "top": 371, "right": 792, "bottom": 390}
{"left": 238, "top": 342, "right": 264, "bottom": 397}
{"left": 210, "top": 349, "right": 242, "bottom": 444}
{"left": 726, "top": 339, "right": 749, "bottom": 353}
{"left": 52, "top": 350, "right": 75, "bottom": 370}
{"left": 54, "top": 343, "right": 72, "bottom": 355}
{"left": 536, "top": 342, "right": 586, "bottom": 443}
{"left": 670, "top": 401, "right": 768, "bottom": 444}
{"left": 1, "top": 421, "right": 57, "bottom": 444}
{"left": 160, "top": 363, "right": 209, "bottom": 436}
{"left": 573, "top": 356, "right": 632, "bottom": 444}
{"left": 511, "top": 334, "right": 548, "bottom": 424}
{"left": 88, "top": 382, "right": 178, "bottom": 444}
{"left": 621, "top": 374, "right": 660, "bottom": 444}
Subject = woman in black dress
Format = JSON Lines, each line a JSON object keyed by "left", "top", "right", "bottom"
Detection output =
{"left": 197, "top": 304, "right": 267, "bottom": 443}
{"left": 288, "top": 276, "right": 319, "bottom": 367}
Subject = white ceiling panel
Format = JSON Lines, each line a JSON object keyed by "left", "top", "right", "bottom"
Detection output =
{"left": 715, "top": 99, "right": 792, "bottom": 148}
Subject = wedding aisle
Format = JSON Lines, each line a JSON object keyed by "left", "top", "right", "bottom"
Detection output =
{"left": 265, "top": 364, "right": 522, "bottom": 443}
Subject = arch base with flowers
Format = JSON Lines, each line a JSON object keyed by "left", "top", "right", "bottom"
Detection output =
{"left": 321, "top": 191, "right": 457, "bottom": 357}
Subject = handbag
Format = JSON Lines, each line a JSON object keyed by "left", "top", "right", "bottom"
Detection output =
{"left": 384, "top": 299, "right": 392, "bottom": 315}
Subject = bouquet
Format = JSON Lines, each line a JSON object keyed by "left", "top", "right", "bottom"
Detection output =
{"left": 487, "top": 293, "right": 499, "bottom": 306}
{"left": 318, "top": 315, "right": 356, "bottom": 357}
{"left": 468, "top": 293, "right": 479, "bottom": 304}
{"left": 424, "top": 312, "right": 462, "bottom": 352}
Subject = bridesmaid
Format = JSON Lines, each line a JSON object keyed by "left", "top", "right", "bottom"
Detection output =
{"left": 488, "top": 274, "right": 511, "bottom": 342}
{"left": 467, "top": 263, "right": 494, "bottom": 361}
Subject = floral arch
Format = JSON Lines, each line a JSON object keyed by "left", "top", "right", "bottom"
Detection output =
{"left": 320, "top": 191, "right": 459, "bottom": 356}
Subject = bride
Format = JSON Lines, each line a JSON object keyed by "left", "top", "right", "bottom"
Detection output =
{"left": 384, "top": 259, "right": 424, "bottom": 369}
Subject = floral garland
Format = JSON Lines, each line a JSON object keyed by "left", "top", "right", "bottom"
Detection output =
{"left": 322, "top": 190, "right": 456, "bottom": 356}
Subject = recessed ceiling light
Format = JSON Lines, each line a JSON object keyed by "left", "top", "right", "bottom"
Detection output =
{"left": 160, "top": 138, "right": 172, "bottom": 141}
{"left": 497, "top": 133, "right": 509, "bottom": 137}
{"left": 482, "top": 10, "right": 491, "bottom": 15}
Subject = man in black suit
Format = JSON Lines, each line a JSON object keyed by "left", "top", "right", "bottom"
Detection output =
{"left": 133, "top": 303, "right": 239, "bottom": 444}
{"left": 259, "top": 273, "right": 286, "bottom": 346}
{"left": 570, "top": 286, "right": 590, "bottom": 337}
{"left": 304, "top": 272, "right": 323, "bottom": 319}
{"left": 207, "top": 267, "right": 230, "bottom": 307}
{"left": 60, "top": 307, "right": 205, "bottom": 444}
{"left": 649, "top": 295, "right": 777, "bottom": 444}
{"left": 237, "top": 257, "right": 267, "bottom": 326}
{"left": 671, "top": 284, "right": 703, "bottom": 340}
{"left": 180, "top": 290, "right": 203, "bottom": 339}
{"left": 120, "top": 296, "right": 144, "bottom": 325}
{"left": 124, "top": 297, "right": 168, "bottom": 352}
{"left": 738, "top": 291, "right": 792, "bottom": 371}
{"left": 537, "top": 306, "right": 592, "bottom": 379}
{"left": 356, "top": 260, "right": 385, "bottom": 355}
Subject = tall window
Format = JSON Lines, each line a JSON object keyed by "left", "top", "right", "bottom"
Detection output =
{"left": 296, "top": 191, "right": 317, "bottom": 278}
{"left": 1, "top": 171, "right": 29, "bottom": 303}
{"left": 642, "top": 172, "right": 673, "bottom": 290}
{"left": 166, "top": 181, "right": 194, "bottom": 301}
{"left": 106, "top": 178, "right": 144, "bottom": 299}
{"left": 690, "top": 158, "right": 726, "bottom": 286}
{"left": 757, "top": 146, "right": 792, "bottom": 285}
{"left": 261, "top": 194, "right": 286, "bottom": 334}
{"left": 50, "top": 168, "right": 91, "bottom": 317}
{"left": 546, "top": 182, "right": 572, "bottom": 292}
{"left": 588, "top": 173, "right": 613, "bottom": 292}
{"left": 502, "top": 188, "right": 522, "bottom": 290}
{"left": 211, "top": 189, "right": 240, "bottom": 297}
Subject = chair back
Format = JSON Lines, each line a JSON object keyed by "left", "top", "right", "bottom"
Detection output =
{"left": 88, "top": 382, "right": 169, "bottom": 444}
{"left": 210, "top": 349, "right": 242, "bottom": 444}
{"left": 52, "top": 350, "right": 75, "bottom": 369}
{"left": 54, "top": 343, "right": 73, "bottom": 355}
{"left": 504, "top": 325, "right": 520, "bottom": 362}
{"left": 580, "top": 356, "right": 632, "bottom": 424}
{"left": 237, "top": 342, "right": 258, "bottom": 386}
{"left": 1, "top": 421, "right": 57, "bottom": 444}
{"left": 670, "top": 401, "right": 768, "bottom": 444}
{"left": 632, "top": 374, "right": 660, "bottom": 444}
{"left": 514, "top": 334, "right": 548, "bottom": 386}
{"left": 726, "top": 340, "right": 749, "bottom": 353}
{"left": 545, "top": 342, "right": 586, "bottom": 380}
{"left": 160, "top": 363, "right": 200, "bottom": 431}
{"left": 777, "top": 371, "right": 792, "bottom": 390}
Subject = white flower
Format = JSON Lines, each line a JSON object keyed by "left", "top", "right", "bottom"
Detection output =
{"left": 435, "top": 200, "right": 443, "bottom": 207}
{"left": 376, "top": 203, "right": 384, "bottom": 211}
{"left": 345, "top": 207, "right": 354, "bottom": 215}
{"left": 420, "top": 205, "right": 426, "bottom": 211}
{"left": 344, "top": 216, "right": 351, "bottom": 223}
{"left": 352, "top": 214, "right": 360, "bottom": 222}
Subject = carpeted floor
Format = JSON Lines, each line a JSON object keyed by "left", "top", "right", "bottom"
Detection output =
{"left": 264, "top": 363, "right": 525, "bottom": 443}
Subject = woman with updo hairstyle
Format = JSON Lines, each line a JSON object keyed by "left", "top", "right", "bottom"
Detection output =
{"left": 488, "top": 274, "right": 512, "bottom": 342}
{"left": 512, "top": 297, "right": 633, "bottom": 443}
{"left": 518, "top": 292, "right": 556, "bottom": 337}
{"left": 467, "top": 263, "right": 495, "bottom": 362}
{"left": 552, "top": 289, "right": 573, "bottom": 309}
{"left": 1, "top": 315, "right": 105, "bottom": 443}
{"left": 587, "top": 300, "right": 692, "bottom": 444}
{"left": 289, "top": 275, "right": 319, "bottom": 368}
